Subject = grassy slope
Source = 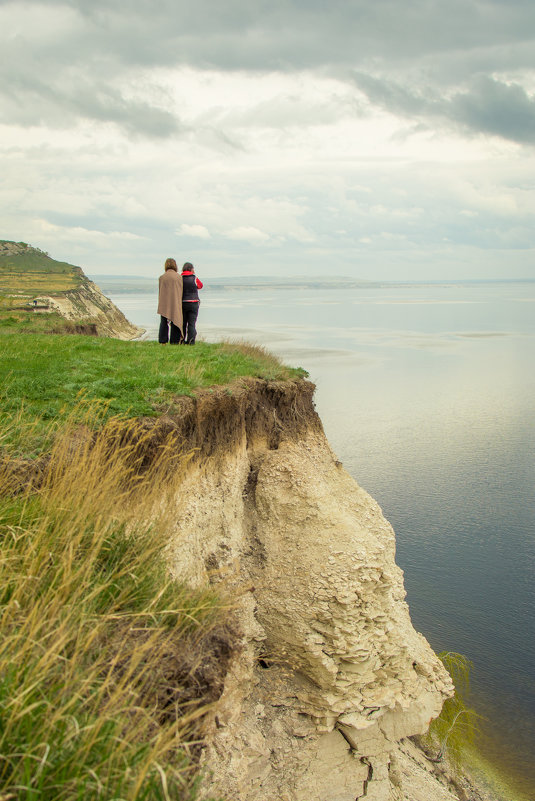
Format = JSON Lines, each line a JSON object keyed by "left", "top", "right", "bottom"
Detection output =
{"left": 0, "top": 411, "right": 225, "bottom": 801}
{"left": 0, "top": 239, "right": 305, "bottom": 447}
{"left": 0, "top": 240, "right": 83, "bottom": 280}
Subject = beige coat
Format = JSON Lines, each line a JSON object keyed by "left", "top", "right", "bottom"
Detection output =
{"left": 157, "top": 270, "right": 183, "bottom": 333}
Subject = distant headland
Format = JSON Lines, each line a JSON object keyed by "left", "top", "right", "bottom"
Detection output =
{"left": 0, "top": 240, "right": 142, "bottom": 339}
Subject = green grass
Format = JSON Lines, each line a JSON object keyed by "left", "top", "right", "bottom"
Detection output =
{"left": 0, "top": 333, "right": 306, "bottom": 454}
{"left": 0, "top": 310, "right": 86, "bottom": 334}
{"left": 0, "top": 240, "right": 83, "bottom": 280}
{"left": 0, "top": 410, "right": 226, "bottom": 801}
{"left": 423, "top": 652, "right": 480, "bottom": 771}
{"left": 0, "top": 240, "right": 84, "bottom": 314}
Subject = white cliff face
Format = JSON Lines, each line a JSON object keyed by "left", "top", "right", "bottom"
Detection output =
{"left": 37, "top": 279, "right": 142, "bottom": 339}
{"left": 161, "top": 380, "right": 454, "bottom": 801}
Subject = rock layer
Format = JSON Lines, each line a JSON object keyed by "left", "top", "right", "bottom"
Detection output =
{"left": 35, "top": 279, "right": 142, "bottom": 339}
{"left": 158, "top": 378, "right": 454, "bottom": 801}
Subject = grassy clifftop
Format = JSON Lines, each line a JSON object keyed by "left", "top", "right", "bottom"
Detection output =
{"left": 0, "top": 238, "right": 308, "bottom": 800}
{"left": 0, "top": 333, "right": 305, "bottom": 448}
{"left": 0, "top": 315, "right": 306, "bottom": 800}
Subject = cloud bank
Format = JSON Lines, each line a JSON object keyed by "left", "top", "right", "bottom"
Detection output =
{"left": 1, "top": 0, "right": 534, "bottom": 278}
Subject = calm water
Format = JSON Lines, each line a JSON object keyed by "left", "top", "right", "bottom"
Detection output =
{"left": 95, "top": 276, "right": 535, "bottom": 798}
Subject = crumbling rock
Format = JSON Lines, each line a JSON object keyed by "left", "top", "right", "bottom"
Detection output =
{"left": 160, "top": 378, "right": 455, "bottom": 800}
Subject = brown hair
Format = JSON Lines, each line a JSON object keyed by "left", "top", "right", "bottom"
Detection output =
{"left": 182, "top": 262, "right": 194, "bottom": 272}
{"left": 164, "top": 258, "right": 178, "bottom": 272}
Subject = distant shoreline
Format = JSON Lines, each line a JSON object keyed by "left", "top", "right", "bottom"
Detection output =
{"left": 90, "top": 274, "right": 535, "bottom": 292}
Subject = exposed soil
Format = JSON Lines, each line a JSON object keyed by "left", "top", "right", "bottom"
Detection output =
{"left": 0, "top": 378, "right": 321, "bottom": 494}
{"left": 109, "top": 619, "right": 243, "bottom": 734}
{"left": 50, "top": 322, "right": 99, "bottom": 335}
{"left": 128, "top": 377, "right": 323, "bottom": 465}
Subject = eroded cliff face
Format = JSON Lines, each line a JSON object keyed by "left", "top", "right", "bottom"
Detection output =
{"left": 152, "top": 379, "right": 454, "bottom": 801}
{"left": 36, "top": 279, "right": 143, "bottom": 339}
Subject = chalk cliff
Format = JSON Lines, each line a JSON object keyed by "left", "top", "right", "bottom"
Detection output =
{"left": 148, "top": 378, "right": 457, "bottom": 801}
{"left": 35, "top": 278, "right": 143, "bottom": 340}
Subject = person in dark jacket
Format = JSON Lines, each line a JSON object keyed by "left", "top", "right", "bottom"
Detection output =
{"left": 180, "top": 262, "right": 203, "bottom": 344}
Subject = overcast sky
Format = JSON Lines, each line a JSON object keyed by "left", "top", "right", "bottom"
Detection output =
{"left": 2, "top": 0, "right": 535, "bottom": 279}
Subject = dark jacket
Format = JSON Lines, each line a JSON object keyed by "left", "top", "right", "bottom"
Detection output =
{"left": 181, "top": 271, "right": 203, "bottom": 302}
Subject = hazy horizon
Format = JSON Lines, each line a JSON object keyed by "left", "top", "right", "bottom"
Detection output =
{"left": 90, "top": 273, "right": 535, "bottom": 287}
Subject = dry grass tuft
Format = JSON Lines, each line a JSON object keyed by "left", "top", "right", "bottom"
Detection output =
{"left": 218, "top": 338, "right": 295, "bottom": 380}
{"left": 0, "top": 405, "right": 232, "bottom": 800}
{"left": 219, "top": 338, "right": 282, "bottom": 363}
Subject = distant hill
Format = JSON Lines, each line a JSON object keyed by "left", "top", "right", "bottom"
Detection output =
{"left": 0, "top": 240, "right": 142, "bottom": 339}
{"left": 0, "top": 240, "right": 84, "bottom": 295}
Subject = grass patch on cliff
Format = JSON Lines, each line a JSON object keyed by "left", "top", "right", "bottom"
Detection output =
{"left": 0, "top": 409, "right": 228, "bottom": 801}
{"left": 0, "top": 332, "right": 306, "bottom": 454}
{"left": 0, "top": 309, "right": 86, "bottom": 334}
{"left": 423, "top": 652, "right": 480, "bottom": 771}
{"left": 419, "top": 652, "right": 531, "bottom": 801}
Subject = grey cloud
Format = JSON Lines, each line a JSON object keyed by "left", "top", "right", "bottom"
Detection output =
{"left": 0, "top": 81, "right": 181, "bottom": 137}
{"left": 352, "top": 72, "right": 535, "bottom": 144}
{"left": 351, "top": 72, "right": 435, "bottom": 117}
{"left": 2, "top": 0, "right": 535, "bottom": 140}
{"left": 71, "top": 85, "right": 182, "bottom": 137}
{"left": 452, "top": 76, "right": 535, "bottom": 143}
{"left": 8, "top": 0, "right": 535, "bottom": 71}
{"left": 0, "top": 45, "right": 182, "bottom": 136}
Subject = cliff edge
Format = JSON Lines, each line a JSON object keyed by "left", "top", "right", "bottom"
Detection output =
{"left": 145, "top": 378, "right": 458, "bottom": 801}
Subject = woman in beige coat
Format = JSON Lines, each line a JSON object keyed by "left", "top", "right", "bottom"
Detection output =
{"left": 157, "top": 258, "right": 183, "bottom": 344}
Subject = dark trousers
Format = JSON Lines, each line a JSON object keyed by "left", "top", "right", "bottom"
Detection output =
{"left": 159, "top": 316, "right": 182, "bottom": 344}
{"left": 182, "top": 302, "right": 199, "bottom": 344}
